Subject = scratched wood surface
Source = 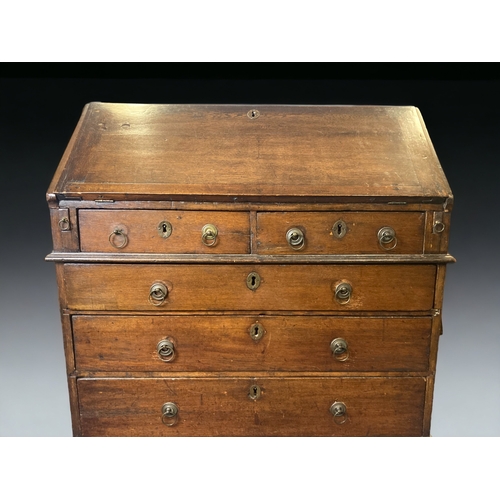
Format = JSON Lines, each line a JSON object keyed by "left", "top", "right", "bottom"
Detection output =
{"left": 79, "top": 209, "right": 250, "bottom": 253}
{"left": 47, "top": 104, "right": 453, "bottom": 437}
{"left": 77, "top": 376, "right": 427, "bottom": 436}
{"left": 62, "top": 263, "right": 437, "bottom": 312}
{"left": 256, "top": 211, "right": 425, "bottom": 254}
{"left": 48, "top": 103, "right": 452, "bottom": 203}
{"left": 72, "top": 315, "right": 433, "bottom": 372}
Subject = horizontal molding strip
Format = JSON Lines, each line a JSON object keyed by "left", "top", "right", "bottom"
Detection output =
{"left": 46, "top": 252, "right": 456, "bottom": 264}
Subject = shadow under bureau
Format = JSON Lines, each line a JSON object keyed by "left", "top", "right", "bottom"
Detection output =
{"left": 46, "top": 103, "right": 454, "bottom": 436}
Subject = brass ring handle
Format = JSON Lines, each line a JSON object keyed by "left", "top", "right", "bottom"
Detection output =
{"left": 157, "top": 339, "right": 175, "bottom": 362}
{"left": 330, "top": 338, "right": 349, "bottom": 361}
{"left": 201, "top": 224, "right": 218, "bottom": 247}
{"left": 161, "top": 402, "right": 179, "bottom": 426}
{"left": 149, "top": 282, "right": 168, "bottom": 306}
{"left": 377, "top": 226, "right": 397, "bottom": 250}
{"left": 334, "top": 282, "right": 352, "bottom": 305}
{"left": 286, "top": 227, "right": 305, "bottom": 250}
{"left": 58, "top": 217, "right": 71, "bottom": 231}
{"left": 433, "top": 221, "right": 445, "bottom": 233}
{"left": 330, "top": 401, "right": 347, "bottom": 424}
{"left": 109, "top": 228, "right": 128, "bottom": 249}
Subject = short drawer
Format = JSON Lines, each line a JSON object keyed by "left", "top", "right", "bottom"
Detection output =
{"left": 63, "top": 263, "right": 437, "bottom": 312}
{"left": 256, "top": 211, "right": 425, "bottom": 254}
{"left": 77, "top": 376, "right": 427, "bottom": 436}
{"left": 79, "top": 210, "right": 250, "bottom": 253}
{"left": 73, "top": 315, "right": 433, "bottom": 372}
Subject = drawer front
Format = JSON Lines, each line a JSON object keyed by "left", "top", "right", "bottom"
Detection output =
{"left": 256, "top": 211, "right": 425, "bottom": 254}
{"left": 64, "top": 264, "right": 436, "bottom": 312}
{"left": 79, "top": 210, "right": 250, "bottom": 253}
{"left": 77, "top": 377, "right": 427, "bottom": 436}
{"left": 73, "top": 315, "right": 432, "bottom": 372}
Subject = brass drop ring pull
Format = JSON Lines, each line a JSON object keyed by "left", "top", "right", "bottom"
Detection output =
{"left": 149, "top": 282, "right": 168, "bottom": 306}
{"left": 58, "top": 217, "right": 71, "bottom": 231}
{"left": 330, "top": 401, "right": 347, "bottom": 424}
{"left": 286, "top": 227, "right": 305, "bottom": 250}
{"left": 330, "top": 338, "right": 349, "bottom": 361}
{"left": 201, "top": 224, "right": 218, "bottom": 247}
{"left": 334, "top": 282, "right": 352, "bottom": 305}
{"left": 161, "top": 402, "right": 179, "bottom": 426}
{"left": 378, "top": 226, "right": 397, "bottom": 251}
{"left": 109, "top": 228, "right": 128, "bottom": 249}
{"left": 157, "top": 339, "right": 175, "bottom": 362}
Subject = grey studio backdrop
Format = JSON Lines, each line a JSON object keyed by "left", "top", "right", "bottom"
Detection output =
{"left": 1, "top": 75, "right": 498, "bottom": 437}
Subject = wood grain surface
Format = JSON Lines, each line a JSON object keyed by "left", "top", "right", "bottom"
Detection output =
{"left": 63, "top": 263, "right": 437, "bottom": 312}
{"left": 77, "top": 376, "right": 427, "bottom": 436}
{"left": 79, "top": 209, "right": 250, "bottom": 253}
{"left": 256, "top": 211, "right": 425, "bottom": 254}
{"left": 72, "top": 315, "right": 433, "bottom": 372}
{"left": 49, "top": 103, "right": 452, "bottom": 202}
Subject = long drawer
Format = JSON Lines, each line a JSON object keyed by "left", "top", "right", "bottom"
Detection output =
{"left": 63, "top": 264, "right": 436, "bottom": 311}
{"left": 77, "top": 376, "right": 427, "bottom": 436}
{"left": 73, "top": 315, "right": 433, "bottom": 372}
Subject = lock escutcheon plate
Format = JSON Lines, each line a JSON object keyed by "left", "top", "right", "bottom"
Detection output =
{"left": 248, "top": 384, "right": 262, "bottom": 400}
{"left": 246, "top": 271, "right": 261, "bottom": 291}
{"left": 157, "top": 220, "right": 172, "bottom": 238}
{"left": 249, "top": 322, "right": 265, "bottom": 341}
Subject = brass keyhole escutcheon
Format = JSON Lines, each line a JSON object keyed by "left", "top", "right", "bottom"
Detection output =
{"left": 249, "top": 384, "right": 262, "bottom": 400}
{"left": 332, "top": 220, "right": 347, "bottom": 239}
{"left": 247, "top": 109, "right": 260, "bottom": 119}
{"left": 157, "top": 220, "right": 172, "bottom": 238}
{"left": 249, "top": 322, "right": 265, "bottom": 341}
{"left": 246, "top": 271, "right": 261, "bottom": 291}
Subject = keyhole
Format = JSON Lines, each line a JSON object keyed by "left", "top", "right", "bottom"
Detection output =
{"left": 162, "top": 223, "right": 167, "bottom": 233}
{"left": 249, "top": 384, "right": 261, "bottom": 400}
{"left": 254, "top": 326, "right": 259, "bottom": 336}
{"left": 332, "top": 220, "right": 346, "bottom": 239}
{"left": 251, "top": 275, "right": 256, "bottom": 286}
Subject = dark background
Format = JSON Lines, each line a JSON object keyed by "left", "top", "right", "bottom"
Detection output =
{"left": 1, "top": 64, "right": 499, "bottom": 436}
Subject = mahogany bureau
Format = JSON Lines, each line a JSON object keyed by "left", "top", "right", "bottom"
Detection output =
{"left": 46, "top": 103, "right": 454, "bottom": 436}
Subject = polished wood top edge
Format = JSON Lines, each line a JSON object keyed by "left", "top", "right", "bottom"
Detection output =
{"left": 46, "top": 252, "right": 456, "bottom": 264}
{"left": 74, "top": 371, "right": 433, "bottom": 379}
